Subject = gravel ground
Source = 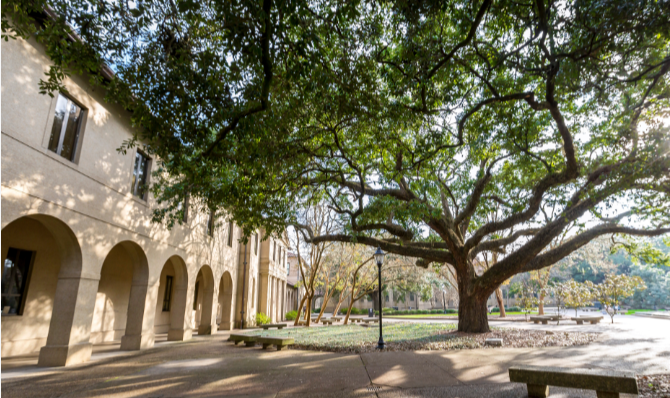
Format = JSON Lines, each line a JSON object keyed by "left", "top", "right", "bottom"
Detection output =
{"left": 639, "top": 374, "right": 670, "bottom": 398}
{"left": 248, "top": 323, "right": 598, "bottom": 354}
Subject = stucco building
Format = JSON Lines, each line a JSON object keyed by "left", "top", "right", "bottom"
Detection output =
{"left": 1, "top": 31, "right": 288, "bottom": 367}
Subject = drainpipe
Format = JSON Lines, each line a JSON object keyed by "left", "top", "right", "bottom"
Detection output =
{"left": 240, "top": 243, "right": 248, "bottom": 329}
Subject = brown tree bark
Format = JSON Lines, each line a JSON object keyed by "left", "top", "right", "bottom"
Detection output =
{"left": 294, "top": 294, "right": 307, "bottom": 326}
{"left": 457, "top": 280, "right": 490, "bottom": 333}
{"left": 538, "top": 293, "right": 545, "bottom": 315}
{"left": 495, "top": 287, "right": 506, "bottom": 318}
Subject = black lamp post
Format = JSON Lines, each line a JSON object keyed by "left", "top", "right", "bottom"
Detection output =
{"left": 374, "top": 247, "right": 386, "bottom": 349}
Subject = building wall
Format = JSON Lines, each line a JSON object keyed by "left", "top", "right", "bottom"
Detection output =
{"left": 1, "top": 33, "right": 286, "bottom": 364}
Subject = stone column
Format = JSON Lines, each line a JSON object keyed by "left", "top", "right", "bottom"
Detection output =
{"left": 121, "top": 280, "right": 157, "bottom": 350}
{"left": 168, "top": 283, "right": 192, "bottom": 341}
{"left": 38, "top": 275, "right": 98, "bottom": 367}
{"left": 198, "top": 284, "right": 218, "bottom": 335}
{"left": 259, "top": 271, "right": 269, "bottom": 317}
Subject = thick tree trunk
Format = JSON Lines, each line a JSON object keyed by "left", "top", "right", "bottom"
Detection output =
{"left": 457, "top": 290, "right": 490, "bottom": 333}
{"left": 495, "top": 288, "right": 506, "bottom": 318}
{"left": 538, "top": 294, "right": 545, "bottom": 315}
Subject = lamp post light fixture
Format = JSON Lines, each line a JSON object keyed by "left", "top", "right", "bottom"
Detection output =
{"left": 373, "top": 247, "right": 386, "bottom": 350}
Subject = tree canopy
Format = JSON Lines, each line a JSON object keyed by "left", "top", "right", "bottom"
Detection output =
{"left": 3, "top": 0, "right": 669, "bottom": 332}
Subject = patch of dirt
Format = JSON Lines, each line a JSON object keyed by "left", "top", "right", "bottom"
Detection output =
{"left": 436, "top": 328, "right": 600, "bottom": 349}
{"left": 638, "top": 374, "right": 670, "bottom": 398}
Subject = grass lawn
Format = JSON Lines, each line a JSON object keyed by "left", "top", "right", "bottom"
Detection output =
{"left": 625, "top": 309, "right": 663, "bottom": 315}
{"left": 248, "top": 323, "right": 469, "bottom": 353}
{"left": 246, "top": 322, "right": 596, "bottom": 353}
{"left": 387, "top": 311, "right": 539, "bottom": 318}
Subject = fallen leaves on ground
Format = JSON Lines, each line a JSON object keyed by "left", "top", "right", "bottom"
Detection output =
{"left": 638, "top": 374, "right": 670, "bottom": 398}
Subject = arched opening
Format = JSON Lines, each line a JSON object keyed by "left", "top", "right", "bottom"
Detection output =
{"left": 90, "top": 241, "right": 152, "bottom": 350}
{"left": 217, "top": 271, "right": 234, "bottom": 331}
{"left": 193, "top": 265, "right": 216, "bottom": 335}
{"left": 1, "top": 214, "right": 84, "bottom": 362}
{"left": 154, "top": 255, "right": 191, "bottom": 341}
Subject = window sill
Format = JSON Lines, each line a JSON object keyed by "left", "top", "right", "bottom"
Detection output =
{"left": 43, "top": 147, "right": 79, "bottom": 168}
{"left": 129, "top": 194, "right": 149, "bottom": 207}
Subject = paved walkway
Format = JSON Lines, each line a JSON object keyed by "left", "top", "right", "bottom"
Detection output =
{"left": 1, "top": 315, "right": 667, "bottom": 397}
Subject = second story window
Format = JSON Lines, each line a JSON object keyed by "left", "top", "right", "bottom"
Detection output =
{"left": 227, "top": 221, "right": 234, "bottom": 246}
{"left": 48, "top": 93, "right": 85, "bottom": 162}
{"left": 207, "top": 211, "right": 215, "bottom": 237}
{"left": 131, "top": 151, "right": 150, "bottom": 200}
{"left": 177, "top": 194, "right": 189, "bottom": 223}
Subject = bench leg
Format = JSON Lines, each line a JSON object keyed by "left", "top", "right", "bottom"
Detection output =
{"left": 526, "top": 384, "right": 549, "bottom": 398}
{"left": 233, "top": 340, "right": 241, "bottom": 345}
{"left": 278, "top": 326, "right": 284, "bottom": 329}
{"left": 542, "top": 320, "right": 548, "bottom": 325}
{"left": 245, "top": 341, "right": 256, "bottom": 347}
{"left": 596, "top": 391, "right": 619, "bottom": 398}
{"left": 277, "top": 345, "right": 287, "bottom": 351}
{"left": 577, "top": 320, "right": 584, "bottom": 325}
{"left": 534, "top": 321, "right": 539, "bottom": 324}
{"left": 262, "top": 343, "right": 271, "bottom": 350}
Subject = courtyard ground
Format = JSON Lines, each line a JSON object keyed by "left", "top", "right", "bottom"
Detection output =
{"left": 1, "top": 314, "right": 668, "bottom": 398}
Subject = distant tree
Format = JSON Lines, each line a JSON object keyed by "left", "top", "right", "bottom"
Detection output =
{"left": 517, "top": 282, "right": 539, "bottom": 321}
{"left": 562, "top": 280, "right": 594, "bottom": 317}
{"left": 591, "top": 274, "right": 646, "bottom": 323}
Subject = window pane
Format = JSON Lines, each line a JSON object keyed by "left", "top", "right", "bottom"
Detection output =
{"left": 132, "top": 152, "right": 150, "bottom": 198}
{"left": 2, "top": 248, "right": 34, "bottom": 315}
{"left": 59, "top": 102, "right": 83, "bottom": 160}
{"left": 48, "top": 95, "right": 69, "bottom": 153}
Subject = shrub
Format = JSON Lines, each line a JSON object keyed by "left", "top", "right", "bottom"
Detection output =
{"left": 445, "top": 309, "right": 457, "bottom": 314}
{"left": 255, "top": 312, "right": 271, "bottom": 326}
{"left": 382, "top": 307, "right": 393, "bottom": 313}
{"left": 312, "top": 307, "right": 321, "bottom": 313}
{"left": 507, "top": 306, "right": 521, "bottom": 312}
{"left": 285, "top": 310, "right": 298, "bottom": 321}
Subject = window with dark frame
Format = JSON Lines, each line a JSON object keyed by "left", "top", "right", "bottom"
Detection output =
{"left": 227, "top": 221, "right": 234, "bottom": 246}
{"left": 2, "top": 248, "right": 35, "bottom": 316}
{"left": 48, "top": 93, "right": 85, "bottom": 162}
{"left": 162, "top": 275, "right": 173, "bottom": 312}
{"left": 178, "top": 194, "right": 189, "bottom": 223}
{"left": 131, "top": 151, "right": 150, "bottom": 199}
{"left": 193, "top": 281, "right": 200, "bottom": 310}
{"left": 207, "top": 211, "right": 215, "bottom": 237}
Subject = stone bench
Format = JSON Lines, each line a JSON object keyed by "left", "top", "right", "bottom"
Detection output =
{"left": 331, "top": 316, "right": 342, "bottom": 322}
{"left": 530, "top": 316, "right": 552, "bottom": 324}
{"left": 351, "top": 318, "right": 362, "bottom": 323}
{"left": 321, "top": 319, "right": 333, "bottom": 325}
{"left": 257, "top": 336, "right": 294, "bottom": 351}
{"left": 228, "top": 333, "right": 258, "bottom": 347}
{"left": 261, "top": 323, "right": 287, "bottom": 330}
{"left": 362, "top": 317, "right": 379, "bottom": 324}
{"left": 297, "top": 320, "right": 307, "bottom": 326}
{"left": 509, "top": 365, "right": 638, "bottom": 398}
{"left": 571, "top": 316, "right": 603, "bottom": 325}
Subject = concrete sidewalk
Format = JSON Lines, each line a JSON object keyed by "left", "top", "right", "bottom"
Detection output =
{"left": 2, "top": 316, "right": 667, "bottom": 397}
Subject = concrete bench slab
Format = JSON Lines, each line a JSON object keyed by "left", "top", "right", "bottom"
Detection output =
{"left": 571, "top": 316, "right": 603, "bottom": 325}
{"left": 260, "top": 323, "right": 287, "bottom": 330}
{"left": 509, "top": 365, "right": 638, "bottom": 398}
{"left": 256, "top": 336, "right": 294, "bottom": 351}
{"left": 331, "top": 316, "right": 342, "bottom": 321}
{"left": 485, "top": 338, "right": 503, "bottom": 346}
{"left": 228, "top": 333, "right": 258, "bottom": 347}
{"left": 530, "top": 316, "right": 551, "bottom": 325}
{"left": 362, "top": 318, "right": 380, "bottom": 324}
{"left": 321, "top": 319, "right": 333, "bottom": 325}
